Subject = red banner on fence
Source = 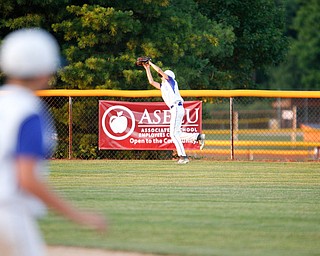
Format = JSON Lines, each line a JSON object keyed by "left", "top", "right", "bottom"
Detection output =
{"left": 99, "top": 101, "right": 202, "bottom": 150}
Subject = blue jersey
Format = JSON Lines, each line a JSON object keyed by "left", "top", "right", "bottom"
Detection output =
{"left": 0, "top": 85, "right": 56, "bottom": 215}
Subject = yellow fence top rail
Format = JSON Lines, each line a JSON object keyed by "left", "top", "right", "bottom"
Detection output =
{"left": 36, "top": 89, "right": 161, "bottom": 97}
{"left": 36, "top": 89, "right": 320, "bottom": 98}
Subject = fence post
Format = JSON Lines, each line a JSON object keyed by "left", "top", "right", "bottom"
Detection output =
{"left": 230, "top": 97, "right": 234, "bottom": 160}
{"left": 68, "top": 96, "right": 72, "bottom": 159}
{"left": 291, "top": 105, "right": 297, "bottom": 142}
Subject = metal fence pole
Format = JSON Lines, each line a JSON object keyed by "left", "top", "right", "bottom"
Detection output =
{"left": 68, "top": 96, "right": 72, "bottom": 159}
{"left": 230, "top": 97, "right": 234, "bottom": 160}
{"left": 291, "top": 105, "right": 297, "bottom": 142}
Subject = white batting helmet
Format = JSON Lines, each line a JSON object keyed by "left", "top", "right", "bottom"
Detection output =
{"left": 164, "top": 70, "right": 175, "bottom": 79}
{"left": 0, "top": 28, "right": 60, "bottom": 78}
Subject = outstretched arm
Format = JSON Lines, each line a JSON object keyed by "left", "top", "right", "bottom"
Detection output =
{"left": 16, "top": 157, "right": 107, "bottom": 233}
{"left": 143, "top": 63, "right": 161, "bottom": 89}
{"left": 149, "top": 61, "right": 169, "bottom": 80}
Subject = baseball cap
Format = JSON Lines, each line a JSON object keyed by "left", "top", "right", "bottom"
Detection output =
{"left": 164, "top": 70, "right": 175, "bottom": 79}
{"left": 0, "top": 28, "right": 60, "bottom": 78}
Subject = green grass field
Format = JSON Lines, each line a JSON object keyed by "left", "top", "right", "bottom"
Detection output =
{"left": 41, "top": 160, "right": 320, "bottom": 256}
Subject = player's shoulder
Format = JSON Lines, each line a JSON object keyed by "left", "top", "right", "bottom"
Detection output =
{"left": 167, "top": 76, "right": 175, "bottom": 82}
{"left": 164, "top": 76, "right": 176, "bottom": 86}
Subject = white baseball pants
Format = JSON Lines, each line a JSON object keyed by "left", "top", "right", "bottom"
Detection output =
{"left": 170, "top": 104, "right": 199, "bottom": 156}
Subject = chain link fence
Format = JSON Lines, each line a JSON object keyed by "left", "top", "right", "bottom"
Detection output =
{"left": 40, "top": 90, "right": 320, "bottom": 161}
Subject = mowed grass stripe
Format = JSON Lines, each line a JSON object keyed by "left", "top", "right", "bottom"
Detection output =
{"left": 40, "top": 160, "right": 320, "bottom": 256}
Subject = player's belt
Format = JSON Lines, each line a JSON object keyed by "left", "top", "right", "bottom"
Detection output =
{"left": 170, "top": 101, "right": 183, "bottom": 108}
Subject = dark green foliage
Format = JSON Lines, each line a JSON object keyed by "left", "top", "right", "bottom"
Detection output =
{"left": 291, "top": 0, "right": 320, "bottom": 90}
{"left": 267, "top": 0, "right": 320, "bottom": 90}
{"left": 196, "top": 0, "right": 288, "bottom": 88}
{"left": 53, "top": 4, "right": 142, "bottom": 89}
{"left": 0, "top": 0, "right": 288, "bottom": 89}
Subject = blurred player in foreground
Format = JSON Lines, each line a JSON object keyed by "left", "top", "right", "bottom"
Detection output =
{"left": 0, "top": 28, "right": 106, "bottom": 256}
{"left": 143, "top": 60, "right": 205, "bottom": 164}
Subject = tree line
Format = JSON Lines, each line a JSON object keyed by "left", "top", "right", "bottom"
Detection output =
{"left": 0, "top": 0, "right": 318, "bottom": 90}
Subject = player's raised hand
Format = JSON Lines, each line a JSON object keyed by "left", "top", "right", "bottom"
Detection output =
{"left": 142, "top": 62, "right": 150, "bottom": 69}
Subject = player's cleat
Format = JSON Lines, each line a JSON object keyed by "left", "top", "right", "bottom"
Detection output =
{"left": 197, "top": 133, "right": 205, "bottom": 150}
{"left": 177, "top": 156, "right": 189, "bottom": 164}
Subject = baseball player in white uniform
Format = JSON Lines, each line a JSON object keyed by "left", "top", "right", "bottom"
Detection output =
{"left": 0, "top": 28, "right": 106, "bottom": 256}
{"left": 143, "top": 61, "right": 205, "bottom": 164}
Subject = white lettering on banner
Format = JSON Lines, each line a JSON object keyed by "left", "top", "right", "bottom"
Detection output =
{"left": 138, "top": 108, "right": 200, "bottom": 124}
{"left": 164, "top": 138, "right": 172, "bottom": 143}
{"left": 139, "top": 109, "right": 152, "bottom": 124}
{"left": 152, "top": 138, "right": 162, "bottom": 143}
{"left": 153, "top": 110, "right": 162, "bottom": 124}
{"left": 164, "top": 137, "right": 197, "bottom": 144}
{"left": 139, "top": 133, "right": 166, "bottom": 138}
{"left": 185, "top": 108, "right": 199, "bottom": 124}
{"left": 130, "top": 138, "right": 145, "bottom": 145}
{"left": 181, "top": 127, "right": 198, "bottom": 133}
{"left": 140, "top": 127, "right": 170, "bottom": 133}
{"left": 128, "top": 136, "right": 197, "bottom": 145}
{"left": 139, "top": 109, "right": 172, "bottom": 124}
{"left": 163, "top": 110, "right": 171, "bottom": 124}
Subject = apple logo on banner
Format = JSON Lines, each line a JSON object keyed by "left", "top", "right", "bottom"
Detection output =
{"left": 102, "top": 105, "right": 135, "bottom": 140}
{"left": 110, "top": 111, "right": 127, "bottom": 133}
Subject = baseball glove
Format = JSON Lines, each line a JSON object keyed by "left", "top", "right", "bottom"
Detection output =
{"left": 136, "top": 56, "right": 151, "bottom": 66}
